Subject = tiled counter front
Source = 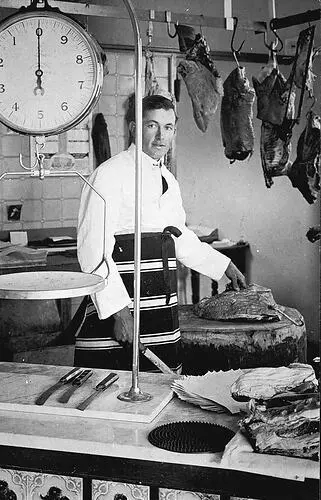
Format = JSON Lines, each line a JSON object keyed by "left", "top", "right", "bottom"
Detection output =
{"left": 0, "top": 468, "right": 83, "bottom": 499}
{"left": 92, "top": 481, "right": 149, "bottom": 500}
{"left": 159, "top": 489, "right": 220, "bottom": 500}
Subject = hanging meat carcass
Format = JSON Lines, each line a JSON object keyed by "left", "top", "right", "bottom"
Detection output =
{"left": 252, "top": 53, "right": 296, "bottom": 187}
{"left": 259, "top": 121, "right": 293, "bottom": 187}
{"left": 144, "top": 50, "right": 161, "bottom": 96}
{"left": 252, "top": 66, "right": 295, "bottom": 127}
{"left": 177, "top": 34, "right": 223, "bottom": 132}
{"left": 287, "top": 110, "right": 321, "bottom": 204}
{"left": 91, "top": 113, "right": 111, "bottom": 168}
{"left": 220, "top": 66, "right": 255, "bottom": 163}
{"left": 292, "top": 25, "right": 317, "bottom": 96}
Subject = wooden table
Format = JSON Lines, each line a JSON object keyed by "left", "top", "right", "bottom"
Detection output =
{"left": 0, "top": 362, "right": 318, "bottom": 500}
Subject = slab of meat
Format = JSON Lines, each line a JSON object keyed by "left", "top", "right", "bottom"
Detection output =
{"left": 240, "top": 396, "right": 320, "bottom": 461}
{"left": 260, "top": 121, "right": 292, "bottom": 187}
{"left": 178, "top": 59, "right": 222, "bottom": 132}
{"left": 178, "top": 34, "right": 223, "bottom": 132}
{"left": 287, "top": 110, "right": 320, "bottom": 204}
{"left": 220, "top": 66, "right": 255, "bottom": 163}
{"left": 252, "top": 52, "right": 295, "bottom": 188}
{"left": 252, "top": 68, "right": 296, "bottom": 126}
{"left": 186, "top": 34, "right": 222, "bottom": 78}
{"left": 253, "top": 55, "right": 296, "bottom": 187}
{"left": 293, "top": 26, "right": 316, "bottom": 96}
{"left": 231, "top": 363, "right": 318, "bottom": 401}
{"left": 193, "top": 283, "right": 280, "bottom": 322}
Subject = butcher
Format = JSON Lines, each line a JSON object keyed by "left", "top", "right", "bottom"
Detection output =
{"left": 75, "top": 94, "right": 246, "bottom": 372}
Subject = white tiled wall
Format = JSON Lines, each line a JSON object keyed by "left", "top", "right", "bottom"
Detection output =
{"left": 0, "top": 51, "right": 171, "bottom": 232}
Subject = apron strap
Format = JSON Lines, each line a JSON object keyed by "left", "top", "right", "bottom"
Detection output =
{"left": 63, "top": 295, "right": 89, "bottom": 342}
{"left": 161, "top": 226, "right": 182, "bottom": 305}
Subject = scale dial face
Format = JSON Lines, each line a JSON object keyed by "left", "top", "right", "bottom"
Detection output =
{"left": 0, "top": 10, "right": 104, "bottom": 136}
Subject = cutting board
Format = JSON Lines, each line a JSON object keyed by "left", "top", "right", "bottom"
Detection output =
{"left": 0, "top": 362, "right": 175, "bottom": 423}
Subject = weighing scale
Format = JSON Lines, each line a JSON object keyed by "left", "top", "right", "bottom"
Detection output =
{"left": 0, "top": 0, "right": 155, "bottom": 404}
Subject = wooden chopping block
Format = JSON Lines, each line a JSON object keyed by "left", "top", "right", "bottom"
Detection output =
{"left": 178, "top": 305, "right": 306, "bottom": 375}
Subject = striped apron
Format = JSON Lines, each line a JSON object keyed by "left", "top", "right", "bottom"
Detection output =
{"left": 74, "top": 229, "right": 181, "bottom": 372}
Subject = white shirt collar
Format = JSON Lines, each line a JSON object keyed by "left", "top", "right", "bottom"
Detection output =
{"left": 128, "top": 143, "right": 163, "bottom": 169}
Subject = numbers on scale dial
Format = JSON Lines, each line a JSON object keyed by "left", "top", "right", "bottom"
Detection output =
{"left": 0, "top": 12, "right": 102, "bottom": 135}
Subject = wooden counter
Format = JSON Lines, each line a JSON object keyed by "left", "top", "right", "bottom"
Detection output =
{"left": 0, "top": 362, "right": 318, "bottom": 500}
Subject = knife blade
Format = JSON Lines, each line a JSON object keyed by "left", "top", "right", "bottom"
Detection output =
{"left": 140, "top": 344, "right": 176, "bottom": 375}
{"left": 77, "top": 372, "right": 119, "bottom": 411}
{"left": 117, "top": 337, "right": 175, "bottom": 375}
{"left": 58, "top": 369, "right": 93, "bottom": 404}
{"left": 35, "top": 367, "right": 83, "bottom": 406}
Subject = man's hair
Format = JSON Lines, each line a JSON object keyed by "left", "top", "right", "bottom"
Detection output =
{"left": 125, "top": 94, "right": 177, "bottom": 124}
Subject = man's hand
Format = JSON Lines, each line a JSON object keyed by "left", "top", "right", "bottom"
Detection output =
{"left": 113, "top": 306, "right": 134, "bottom": 345}
{"left": 225, "top": 261, "right": 247, "bottom": 291}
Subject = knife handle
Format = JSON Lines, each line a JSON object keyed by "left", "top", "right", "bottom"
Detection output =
{"left": 96, "top": 372, "right": 119, "bottom": 390}
{"left": 72, "top": 369, "right": 93, "bottom": 385}
{"left": 59, "top": 367, "right": 82, "bottom": 383}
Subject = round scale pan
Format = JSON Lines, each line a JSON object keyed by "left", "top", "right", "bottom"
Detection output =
{"left": 148, "top": 420, "right": 235, "bottom": 453}
{"left": 0, "top": 271, "right": 105, "bottom": 299}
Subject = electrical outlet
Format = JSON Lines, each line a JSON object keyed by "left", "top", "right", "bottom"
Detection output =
{"left": 7, "top": 204, "right": 22, "bottom": 221}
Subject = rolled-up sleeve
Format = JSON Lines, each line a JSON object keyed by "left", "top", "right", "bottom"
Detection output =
{"left": 77, "top": 165, "right": 131, "bottom": 319}
{"left": 175, "top": 228, "right": 230, "bottom": 281}
{"left": 163, "top": 171, "right": 230, "bottom": 281}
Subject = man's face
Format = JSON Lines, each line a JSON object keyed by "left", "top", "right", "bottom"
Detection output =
{"left": 140, "top": 108, "right": 176, "bottom": 160}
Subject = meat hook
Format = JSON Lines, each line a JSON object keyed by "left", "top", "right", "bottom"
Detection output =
{"left": 268, "top": 19, "right": 284, "bottom": 53}
{"left": 165, "top": 11, "right": 177, "bottom": 39}
{"left": 230, "top": 17, "right": 245, "bottom": 67}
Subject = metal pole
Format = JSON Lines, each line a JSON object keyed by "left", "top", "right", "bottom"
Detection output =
{"left": 118, "top": 0, "right": 151, "bottom": 402}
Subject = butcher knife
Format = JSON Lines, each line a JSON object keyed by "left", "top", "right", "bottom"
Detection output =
{"left": 64, "top": 298, "right": 175, "bottom": 375}
{"left": 76, "top": 372, "right": 119, "bottom": 411}
{"left": 138, "top": 342, "right": 176, "bottom": 375}
{"left": 35, "top": 367, "right": 83, "bottom": 406}
{"left": 58, "top": 369, "right": 93, "bottom": 404}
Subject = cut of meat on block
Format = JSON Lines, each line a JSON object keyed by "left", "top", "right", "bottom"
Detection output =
{"left": 193, "top": 283, "right": 280, "bottom": 322}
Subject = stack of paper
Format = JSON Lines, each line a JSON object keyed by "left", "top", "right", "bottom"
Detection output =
{"left": 171, "top": 370, "right": 248, "bottom": 414}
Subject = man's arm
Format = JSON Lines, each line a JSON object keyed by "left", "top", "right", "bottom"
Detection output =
{"left": 163, "top": 172, "right": 246, "bottom": 290}
{"left": 77, "top": 164, "right": 131, "bottom": 319}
